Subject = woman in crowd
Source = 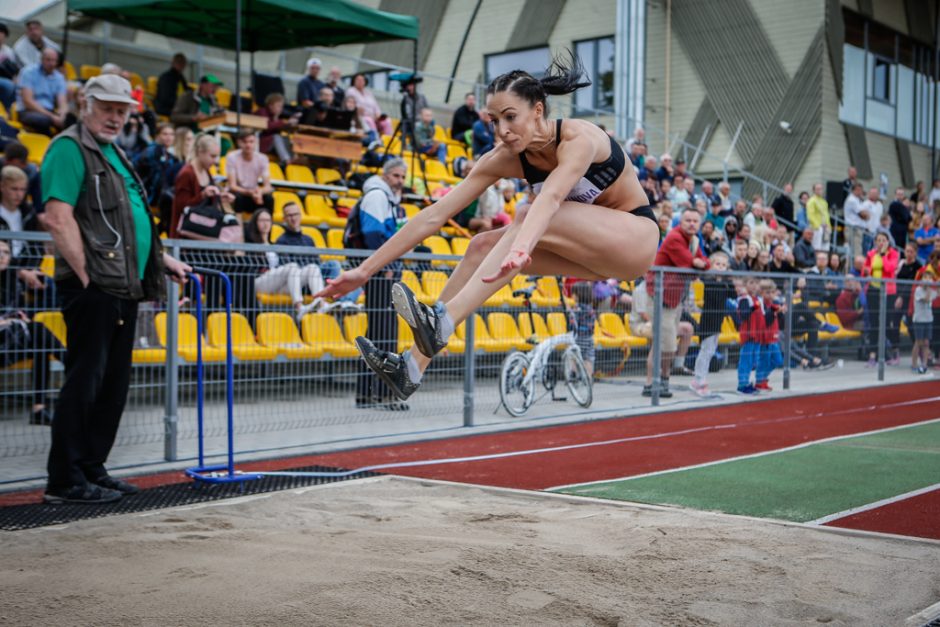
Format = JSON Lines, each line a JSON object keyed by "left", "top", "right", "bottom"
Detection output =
{"left": 345, "top": 73, "right": 383, "bottom": 134}
{"left": 256, "top": 92, "right": 298, "bottom": 165}
{"left": 171, "top": 133, "right": 232, "bottom": 238}
{"left": 862, "top": 231, "right": 900, "bottom": 366}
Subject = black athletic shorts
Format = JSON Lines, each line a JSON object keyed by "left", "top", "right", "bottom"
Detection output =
{"left": 631, "top": 204, "right": 657, "bottom": 224}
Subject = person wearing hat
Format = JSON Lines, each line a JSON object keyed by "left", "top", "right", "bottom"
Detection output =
{"left": 297, "top": 57, "right": 325, "bottom": 109}
{"left": 399, "top": 74, "right": 427, "bottom": 143}
{"left": 40, "top": 73, "right": 191, "bottom": 504}
{"left": 171, "top": 73, "right": 223, "bottom": 130}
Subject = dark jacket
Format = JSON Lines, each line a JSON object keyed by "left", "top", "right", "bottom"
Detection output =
{"left": 792, "top": 237, "right": 816, "bottom": 269}
{"left": 771, "top": 193, "right": 795, "bottom": 228}
{"left": 888, "top": 200, "right": 911, "bottom": 248}
{"left": 274, "top": 228, "right": 319, "bottom": 266}
{"left": 450, "top": 105, "right": 477, "bottom": 140}
{"left": 50, "top": 123, "right": 165, "bottom": 300}
{"left": 155, "top": 67, "right": 188, "bottom": 116}
{"left": 700, "top": 276, "right": 735, "bottom": 338}
{"left": 171, "top": 90, "right": 221, "bottom": 129}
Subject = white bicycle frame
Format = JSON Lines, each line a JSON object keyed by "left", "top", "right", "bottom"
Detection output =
{"left": 522, "top": 332, "right": 583, "bottom": 389}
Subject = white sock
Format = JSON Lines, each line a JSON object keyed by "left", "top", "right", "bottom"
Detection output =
{"left": 403, "top": 350, "right": 423, "bottom": 383}
{"left": 437, "top": 303, "right": 455, "bottom": 339}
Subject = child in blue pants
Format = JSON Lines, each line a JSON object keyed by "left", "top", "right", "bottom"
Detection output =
{"left": 756, "top": 280, "right": 784, "bottom": 390}
{"left": 736, "top": 277, "right": 765, "bottom": 394}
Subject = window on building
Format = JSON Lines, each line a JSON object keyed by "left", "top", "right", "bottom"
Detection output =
{"left": 871, "top": 58, "right": 892, "bottom": 103}
{"left": 573, "top": 36, "right": 615, "bottom": 114}
{"left": 484, "top": 46, "right": 551, "bottom": 85}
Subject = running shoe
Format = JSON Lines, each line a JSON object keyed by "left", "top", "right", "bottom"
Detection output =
{"left": 918, "top": 366, "right": 929, "bottom": 375}
{"left": 92, "top": 475, "right": 140, "bottom": 495}
{"left": 641, "top": 384, "right": 673, "bottom": 398}
{"left": 43, "top": 484, "right": 122, "bottom": 504}
{"left": 392, "top": 282, "right": 450, "bottom": 358}
{"left": 689, "top": 381, "right": 711, "bottom": 397}
{"left": 737, "top": 384, "right": 759, "bottom": 395}
{"left": 354, "top": 337, "right": 421, "bottom": 401}
{"left": 755, "top": 381, "right": 773, "bottom": 391}
{"left": 865, "top": 357, "right": 877, "bottom": 368}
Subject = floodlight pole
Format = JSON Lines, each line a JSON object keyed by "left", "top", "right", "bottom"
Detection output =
{"left": 235, "top": 0, "right": 242, "bottom": 130}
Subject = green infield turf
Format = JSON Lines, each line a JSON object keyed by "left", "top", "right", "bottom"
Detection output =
{"left": 556, "top": 420, "right": 940, "bottom": 522}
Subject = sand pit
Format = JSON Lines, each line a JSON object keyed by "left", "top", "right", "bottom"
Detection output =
{"left": 3, "top": 476, "right": 939, "bottom": 626}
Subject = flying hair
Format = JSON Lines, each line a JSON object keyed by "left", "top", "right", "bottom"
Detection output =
{"left": 486, "top": 49, "right": 591, "bottom": 117}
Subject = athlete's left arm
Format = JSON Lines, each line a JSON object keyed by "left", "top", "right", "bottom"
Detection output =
{"left": 483, "top": 134, "right": 597, "bottom": 282}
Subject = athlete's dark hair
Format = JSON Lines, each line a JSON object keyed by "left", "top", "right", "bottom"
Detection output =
{"left": 486, "top": 50, "right": 591, "bottom": 117}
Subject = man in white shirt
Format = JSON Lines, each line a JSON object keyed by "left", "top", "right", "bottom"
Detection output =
{"left": 927, "top": 179, "right": 940, "bottom": 216}
{"left": 861, "top": 187, "right": 883, "bottom": 247}
{"left": 843, "top": 183, "right": 869, "bottom": 259}
{"left": 13, "top": 20, "right": 60, "bottom": 69}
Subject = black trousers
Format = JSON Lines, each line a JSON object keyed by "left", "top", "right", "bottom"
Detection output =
{"left": 47, "top": 279, "right": 138, "bottom": 491}
{"left": 356, "top": 272, "right": 397, "bottom": 401}
{"left": 233, "top": 192, "right": 274, "bottom": 216}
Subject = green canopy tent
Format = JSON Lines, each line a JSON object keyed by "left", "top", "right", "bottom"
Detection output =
{"left": 66, "top": 0, "right": 419, "bottom": 123}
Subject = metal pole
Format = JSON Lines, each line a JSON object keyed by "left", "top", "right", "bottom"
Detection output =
{"left": 463, "top": 314, "right": 475, "bottom": 427}
{"left": 445, "top": 0, "right": 483, "bottom": 103}
{"left": 877, "top": 284, "right": 887, "bottom": 382}
{"left": 783, "top": 277, "right": 794, "bottom": 390}
{"left": 163, "top": 244, "right": 181, "bottom": 462}
{"left": 651, "top": 269, "right": 664, "bottom": 406}
{"left": 235, "top": 0, "right": 242, "bottom": 128}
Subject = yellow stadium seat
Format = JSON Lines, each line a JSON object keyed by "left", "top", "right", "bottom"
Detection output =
{"left": 826, "top": 312, "right": 861, "bottom": 340}
{"left": 597, "top": 312, "right": 646, "bottom": 349}
{"left": 316, "top": 168, "right": 343, "bottom": 186}
{"left": 218, "top": 157, "right": 226, "bottom": 177}
{"left": 517, "top": 312, "right": 551, "bottom": 343}
{"left": 620, "top": 313, "right": 651, "bottom": 348}
{"left": 79, "top": 64, "right": 101, "bottom": 81}
{"left": 433, "top": 124, "right": 448, "bottom": 143}
{"left": 268, "top": 162, "right": 285, "bottom": 181}
{"left": 305, "top": 195, "right": 346, "bottom": 228}
{"left": 286, "top": 164, "right": 315, "bottom": 184}
{"left": 456, "top": 314, "right": 513, "bottom": 353}
{"left": 342, "top": 312, "right": 367, "bottom": 344}
{"left": 532, "top": 276, "right": 574, "bottom": 308}
{"left": 397, "top": 314, "right": 414, "bottom": 353}
{"left": 35, "top": 311, "right": 67, "bottom": 345}
{"left": 19, "top": 132, "right": 50, "bottom": 165}
{"left": 483, "top": 284, "right": 513, "bottom": 308}
{"left": 401, "top": 203, "right": 420, "bottom": 219}
{"left": 420, "top": 158, "right": 452, "bottom": 182}
{"left": 40, "top": 255, "right": 54, "bottom": 277}
{"left": 273, "top": 190, "right": 302, "bottom": 221}
{"left": 718, "top": 316, "right": 740, "bottom": 345}
{"left": 146, "top": 76, "right": 158, "bottom": 97}
{"left": 133, "top": 348, "right": 167, "bottom": 364}
{"left": 256, "top": 312, "right": 321, "bottom": 359}
{"left": 545, "top": 312, "right": 568, "bottom": 336}
{"left": 215, "top": 87, "right": 232, "bottom": 109}
{"left": 128, "top": 72, "right": 144, "bottom": 89}
{"left": 63, "top": 61, "right": 77, "bottom": 82}
{"left": 301, "top": 313, "right": 358, "bottom": 358}
{"left": 421, "top": 270, "right": 449, "bottom": 302}
{"left": 154, "top": 312, "right": 227, "bottom": 362}
{"left": 401, "top": 270, "right": 434, "bottom": 306}
{"left": 270, "top": 223, "right": 284, "bottom": 242}
{"left": 423, "top": 235, "right": 454, "bottom": 267}
{"left": 324, "top": 228, "right": 346, "bottom": 262}
{"left": 207, "top": 312, "right": 277, "bottom": 361}
{"left": 692, "top": 280, "right": 704, "bottom": 308}
{"left": 450, "top": 237, "right": 470, "bottom": 257}
{"left": 446, "top": 143, "right": 467, "bottom": 161}
{"left": 486, "top": 312, "right": 530, "bottom": 351}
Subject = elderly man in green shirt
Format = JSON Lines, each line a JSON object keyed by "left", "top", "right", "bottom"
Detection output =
{"left": 41, "top": 74, "right": 190, "bottom": 504}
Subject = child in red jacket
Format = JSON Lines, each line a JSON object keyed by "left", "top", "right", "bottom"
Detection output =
{"left": 756, "top": 280, "right": 785, "bottom": 390}
{"left": 736, "top": 277, "right": 765, "bottom": 395}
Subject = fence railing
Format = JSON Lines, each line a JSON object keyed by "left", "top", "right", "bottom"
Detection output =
{"left": 0, "top": 231, "right": 934, "bottom": 485}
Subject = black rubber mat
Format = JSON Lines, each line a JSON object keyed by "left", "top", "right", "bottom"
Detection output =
{"left": 0, "top": 466, "right": 378, "bottom": 531}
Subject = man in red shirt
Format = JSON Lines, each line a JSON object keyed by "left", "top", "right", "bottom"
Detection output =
{"left": 643, "top": 208, "right": 709, "bottom": 397}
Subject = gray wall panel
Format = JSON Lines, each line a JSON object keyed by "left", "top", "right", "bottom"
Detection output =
{"left": 896, "top": 139, "right": 915, "bottom": 188}
{"left": 509, "top": 0, "right": 567, "bottom": 49}
{"left": 826, "top": 0, "right": 844, "bottom": 100}
{"left": 844, "top": 123, "right": 873, "bottom": 180}
{"left": 361, "top": 0, "right": 450, "bottom": 71}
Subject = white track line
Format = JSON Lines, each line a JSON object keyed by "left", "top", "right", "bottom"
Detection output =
{"left": 547, "top": 416, "right": 940, "bottom": 491}
{"left": 806, "top": 482, "right": 940, "bottom": 526}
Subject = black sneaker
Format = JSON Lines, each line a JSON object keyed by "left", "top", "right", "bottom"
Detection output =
{"left": 392, "top": 282, "right": 449, "bottom": 358}
{"left": 43, "top": 484, "right": 123, "bottom": 504}
{"left": 92, "top": 475, "right": 140, "bottom": 495}
{"left": 355, "top": 337, "right": 421, "bottom": 401}
{"left": 641, "top": 384, "right": 673, "bottom": 398}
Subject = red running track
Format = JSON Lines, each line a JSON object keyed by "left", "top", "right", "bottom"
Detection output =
{"left": 824, "top": 488, "right": 940, "bottom": 541}
{"left": 2, "top": 381, "right": 937, "bottom": 514}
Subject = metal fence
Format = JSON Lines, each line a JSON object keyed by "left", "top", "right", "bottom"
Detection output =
{"left": 1, "top": 230, "right": 936, "bottom": 485}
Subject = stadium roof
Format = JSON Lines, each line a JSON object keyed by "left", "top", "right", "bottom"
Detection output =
{"left": 67, "top": 0, "right": 419, "bottom": 51}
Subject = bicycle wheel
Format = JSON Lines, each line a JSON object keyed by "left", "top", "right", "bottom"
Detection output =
{"left": 500, "top": 352, "right": 534, "bottom": 417}
{"left": 563, "top": 348, "right": 593, "bottom": 408}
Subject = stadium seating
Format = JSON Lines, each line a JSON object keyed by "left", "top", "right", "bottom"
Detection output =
{"left": 486, "top": 312, "right": 530, "bottom": 351}
{"left": 19, "top": 132, "right": 50, "bottom": 166}
{"left": 401, "top": 270, "right": 434, "bottom": 305}
{"left": 206, "top": 312, "right": 278, "bottom": 361}
{"left": 301, "top": 313, "right": 358, "bottom": 358}
{"left": 421, "top": 270, "right": 448, "bottom": 302}
{"left": 517, "top": 312, "right": 551, "bottom": 343}
{"left": 305, "top": 195, "right": 346, "bottom": 228}
{"left": 256, "top": 312, "right": 321, "bottom": 359}
{"left": 316, "top": 168, "right": 343, "bottom": 186}
{"left": 79, "top": 64, "right": 101, "bottom": 81}
{"left": 456, "top": 314, "right": 514, "bottom": 353}
{"left": 268, "top": 162, "right": 285, "bottom": 181}
{"left": 273, "top": 190, "right": 302, "bottom": 220}
{"left": 324, "top": 229, "right": 346, "bottom": 261}
{"left": 155, "top": 312, "right": 227, "bottom": 362}
{"left": 597, "top": 312, "right": 648, "bottom": 348}
{"left": 34, "top": 311, "right": 66, "bottom": 345}
{"left": 215, "top": 88, "right": 233, "bottom": 109}
{"left": 532, "top": 277, "right": 574, "bottom": 308}
{"left": 545, "top": 312, "right": 568, "bottom": 336}
{"left": 423, "top": 235, "right": 454, "bottom": 267}
{"left": 286, "top": 164, "right": 315, "bottom": 184}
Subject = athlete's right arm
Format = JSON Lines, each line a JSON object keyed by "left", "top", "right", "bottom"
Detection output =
{"left": 356, "top": 154, "right": 506, "bottom": 277}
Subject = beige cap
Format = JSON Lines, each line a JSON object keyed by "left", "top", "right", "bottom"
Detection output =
{"left": 84, "top": 74, "right": 137, "bottom": 106}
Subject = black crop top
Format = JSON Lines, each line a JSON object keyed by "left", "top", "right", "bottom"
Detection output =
{"left": 518, "top": 119, "right": 625, "bottom": 204}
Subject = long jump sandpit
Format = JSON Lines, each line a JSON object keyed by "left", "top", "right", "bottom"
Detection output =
{"left": 3, "top": 476, "right": 938, "bottom": 626}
